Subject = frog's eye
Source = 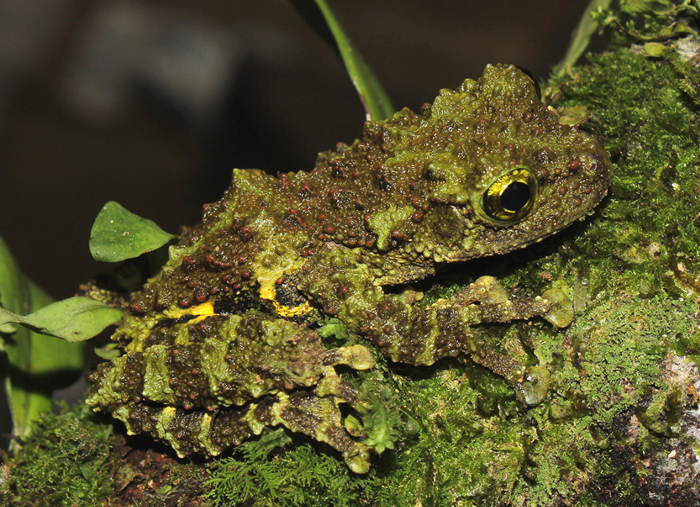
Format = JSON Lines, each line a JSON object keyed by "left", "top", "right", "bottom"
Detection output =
{"left": 482, "top": 168, "right": 537, "bottom": 222}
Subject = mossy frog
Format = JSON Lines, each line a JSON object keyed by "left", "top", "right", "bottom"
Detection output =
{"left": 87, "top": 64, "right": 610, "bottom": 473}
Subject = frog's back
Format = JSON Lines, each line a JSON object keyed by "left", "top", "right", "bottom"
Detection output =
{"left": 130, "top": 63, "right": 609, "bottom": 316}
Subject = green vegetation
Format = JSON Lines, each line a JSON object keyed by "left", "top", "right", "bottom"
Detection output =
{"left": 0, "top": 237, "right": 86, "bottom": 449}
{"left": 205, "top": 428, "right": 388, "bottom": 507}
{"left": 2, "top": 404, "right": 116, "bottom": 507}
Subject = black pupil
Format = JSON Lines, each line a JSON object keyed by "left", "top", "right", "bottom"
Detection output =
{"left": 500, "top": 181, "right": 531, "bottom": 211}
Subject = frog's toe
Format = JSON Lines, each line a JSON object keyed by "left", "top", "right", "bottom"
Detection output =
{"left": 344, "top": 443, "right": 371, "bottom": 474}
{"left": 541, "top": 288, "right": 574, "bottom": 328}
{"left": 324, "top": 344, "right": 375, "bottom": 370}
{"left": 473, "top": 276, "right": 509, "bottom": 304}
{"left": 515, "top": 366, "right": 551, "bottom": 406}
{"left": 315, "top": 376, "right": 362, "bottom": 406}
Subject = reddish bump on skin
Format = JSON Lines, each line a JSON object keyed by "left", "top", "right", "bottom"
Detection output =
{"left": 130, "top": 304, "right": 145, "bottom": 314}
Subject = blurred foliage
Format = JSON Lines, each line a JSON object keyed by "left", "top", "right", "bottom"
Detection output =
{"left": 0, "top": 236, "right": 85, "bottom": 449}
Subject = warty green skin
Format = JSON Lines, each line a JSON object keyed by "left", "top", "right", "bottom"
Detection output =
{"left": 86, "top": 64, "right": 610, "bottom": 474}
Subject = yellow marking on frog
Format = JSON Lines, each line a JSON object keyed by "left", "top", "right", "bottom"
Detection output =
{"left": 163, "top": 301, "right": 217, "bottom": 323}
{"left": 259, "top": 282, "right": 276, "bottom": 301}
{"left": 259, "top": 280, "right": 312, "bottom": 317}
{"left": 272, "top": 300, "right": 312, "bottom": 317}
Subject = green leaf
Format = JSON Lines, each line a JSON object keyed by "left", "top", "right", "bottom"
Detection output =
{"left": 554, "top": 0, "right": 614, "bottom": 77}
{"left": 94, "top": 342, "right": 121, "bottom": 360}
{"left": 317, "top": 318, "right": 349, "bottom": 341}
{"left": 90, "top": 201, "right": 176, "bottom": 262}
{"left": 644, "top": 41, "right": 668, "bottom": 57}
{"left": 0, "top": 236, "right": 86, "bottom": 445}
{"left": 290, "top": 0, "right": 395, "bottom": 120}
{"left": 0, "top": 297, "right": 122, "bottom": 343}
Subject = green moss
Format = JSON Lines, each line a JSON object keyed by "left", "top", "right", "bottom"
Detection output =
{"left": 205, "top": 428, "right": 391, "bottom": 507}
{"left": 548, "top": 41, "right": 700, "bottom": 298}
{"left": 2, "top": 403, "right": 116, "bottom": 507}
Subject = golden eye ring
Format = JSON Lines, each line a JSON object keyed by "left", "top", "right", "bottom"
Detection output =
{"left": 482, "top": 168, "right": 538, "bottom": 222}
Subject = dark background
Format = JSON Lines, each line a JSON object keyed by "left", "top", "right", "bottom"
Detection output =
{"left": 0, "top": 0, "right": 590, "bottom": 440}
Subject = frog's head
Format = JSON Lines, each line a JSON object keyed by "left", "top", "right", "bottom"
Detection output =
{"left": 410, "top": 64, "right": 611, "bottom": 262}
{"left": 462, "top": 142, "right": 610, "bottom": 258}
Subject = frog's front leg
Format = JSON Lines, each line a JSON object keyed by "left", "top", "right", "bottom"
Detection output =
{"left": 300, "top": 247, "right": 572, "bottom": 402}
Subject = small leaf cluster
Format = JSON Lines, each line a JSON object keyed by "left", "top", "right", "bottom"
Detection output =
{"left": 355, "top": 378, "right": 402, "bottom": 455}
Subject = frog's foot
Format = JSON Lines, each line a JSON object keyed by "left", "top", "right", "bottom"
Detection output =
{"left": 457, "top": 276, "right": 569, "bottom": 326}
{"left": 297, "top": 251, "right": 564, "bottom": 399}
{"left": 314, "top": 373, "right": 364, "bottom": 408}
{"left": 540, "top": 288, "right": 574, "bottom": 328}
{"left": 313, "top": 344, "right": 375, "bottom": 408}
{"left": 514, "top": 366, "right": 551, "bottom": 406}
{"left": 112, "top": 390, "right": 371, "bottom": 474}
{"left": 277, "top": 390, "right": 371, "bottom": 474}
{"left": 323, "top": 344, "right": 375, "bottom": 371}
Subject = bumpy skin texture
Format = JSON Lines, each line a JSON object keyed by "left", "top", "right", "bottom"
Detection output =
{"left": 87, "top": 64, "right": 610, "bottom": 473}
